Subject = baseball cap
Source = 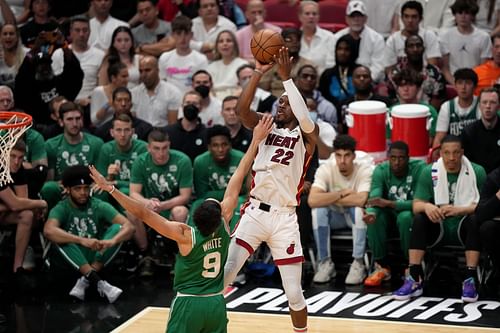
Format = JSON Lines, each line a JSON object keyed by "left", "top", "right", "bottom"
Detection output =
{"left": 346, "top": 0, "right": 367, "bottom": 16}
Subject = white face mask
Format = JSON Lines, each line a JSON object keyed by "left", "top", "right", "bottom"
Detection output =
{"left": 309, "top": 111, "right": 318, "bottom": 122}
{"left": 240, "top": 77, "right": 251, "bottom": 87}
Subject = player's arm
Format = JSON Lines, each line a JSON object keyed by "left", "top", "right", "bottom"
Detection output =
{"left": 221, "top": 115, "right": 274, "bottom": 222}
{"left": 89, "top": 166, "right": 192, "bottom": 245}
{"left": 0, "top": 186, "right": 47, "bottom": 211}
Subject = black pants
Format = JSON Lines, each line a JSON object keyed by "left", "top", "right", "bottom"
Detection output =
{"left": 479, "top": 220, "right": 500, "bottom": 267}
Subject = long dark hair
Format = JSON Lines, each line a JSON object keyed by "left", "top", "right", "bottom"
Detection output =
{"left": 106, "top": 26, "right": 135, "bottom": 63}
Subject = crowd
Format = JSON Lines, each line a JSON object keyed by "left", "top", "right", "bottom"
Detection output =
{"left": 0, "top": 0, "right": 499, "bottom": 325}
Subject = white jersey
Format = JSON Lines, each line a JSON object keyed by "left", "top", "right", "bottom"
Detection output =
{"left": 250, "top": 125, "right": 311, "bottom": 207}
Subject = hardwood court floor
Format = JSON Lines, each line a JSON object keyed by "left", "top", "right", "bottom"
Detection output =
{"left": 111, "top": 307, "right": 500, "bottom": 333}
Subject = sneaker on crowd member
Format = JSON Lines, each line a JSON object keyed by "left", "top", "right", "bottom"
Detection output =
{"left": 69, "top": 276, "right": 90, "bottom": 301}
{"left": 364, "top": 263, "right": 391, "bottom": 287}
{"left": 461, "top": 277, "right": 479, "bottom": 303}
{"left": 97, "top": 280, "right": 123, "bottom": 303}
{"left": 392, "top": 275, "right": 423, "bottom": 300}
{"left": 138, "top": 256, "right": 155, "bottom": 277}
{"left": 345, "top": 259, "right": 366, "bottom": 285}
{"left": 313, "top": 259, "right": 336, "bottom": 283}
{"left": 22, "top": 246, "right": 36, "bottom": 271}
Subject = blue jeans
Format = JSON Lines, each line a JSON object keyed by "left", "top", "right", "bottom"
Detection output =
{"left": 312, "top": 206, "right": 367, "bottom": 261}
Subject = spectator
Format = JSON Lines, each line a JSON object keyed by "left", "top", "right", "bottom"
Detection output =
{"left": 157, "top": 0, "right": 197, "bottom": 22}
{"left": 158, "top": 15, "right": 208, "bottom": 94}
{"left": 235, "top": 0, "right": 280, "bottom": 62}
{"left": 434, "top": 68, "right": 480, "bottom": 148}
{"left": 90, "top": 61, "right": 129, "bottom": 127}
{"left": 306, "top": 97, "right": 336, "bottom": 160}
{"left": 362, "top": 0, "right": 400, "bottom": 38}
{"left": 235, "top": 63, "right": 276, "bottom": 114}
{"left": 384, "top": 1, "right": 441, "bottom": 74}
{"left": 440, "top": 0, "right": 492, "bottom": 85}
{"left": 364, "top": 141, "right": 425, "bottom": 286}
{"left": 474, "top": 0, "right": 500, "bottom": 34}
{"left": 298, "top": 0, "right": 335, "bottom": 74}
{"left": 0, "top": 23, "right": 28, "bottom": 89}
{"left": 220, "top": 95, "right": 252, "bottom": 152}
{"left": 207, "top": 30, "right": 247, "bottom": 99}
{"left": 132, "top": 56, "right": 182, "bottom": 129}
{"left": 330, "top": 1, "right": 385, "bottom": 82}
{"left": 129, "top": 129, "right": 192, "bottom": 277}
{"left": 462, "top": 87, "right": 500, "bottom": 173}
{"left": 94, "top": 87, "right": 153, "bottom": 142}
{"left": 43, "top": 165, "right": 134, "bottom": 303}
{"left": 7, "top": 0, "right": 29, "bottom": 24}
{"left": 392, "top": 135, "right": 486, "bottom": 303}
{"left": 88, "top": 0, "right": 128, "bottom": 52}
{"left": 69, "top": 16, "right": 106, "bottom": 110}
{"left": 308, "top": 135, "right": 373, "bottom": 284}
{"left": 20, "top": 0, "right": 58, "bottom": 48}
{"left": 98, "top": 26, "right": 140, "bottom": 89}
{"left": 0, "top": 139, "right": 47, "bottom": 273}
{"left": 166, "top": 90, "right": 208, "bottom": 162}
{"left": 414, "top": 0, "right": 455, "bottom": 33}
{"left": 473, "top": 33, "right": 500, "bottom": 95}
{"left": 43, "top": 95, "right": 66, "bottom": 139}
{"left": 133, "top": 0, "right": 173, "bottom": 57}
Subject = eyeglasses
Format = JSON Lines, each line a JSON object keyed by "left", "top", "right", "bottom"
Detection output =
{"left": 300, "top": 74, "right": 317, "bottom": 80}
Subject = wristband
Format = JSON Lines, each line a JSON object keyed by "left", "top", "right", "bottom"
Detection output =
{"left": 254, "top": 69, "right": 263, "bottom": 75}
{"left": 109, "top": 185, "right": 115, "bottom": 194}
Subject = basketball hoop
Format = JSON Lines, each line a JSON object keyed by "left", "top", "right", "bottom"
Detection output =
{"left": 0, "top": 111, "right": 32, "bottom": 187}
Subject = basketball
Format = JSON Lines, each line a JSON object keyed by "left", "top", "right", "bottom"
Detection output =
{"left": 250, "top": 29, "right": 284, "bottom": 64}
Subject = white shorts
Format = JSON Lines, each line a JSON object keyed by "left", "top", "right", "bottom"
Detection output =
{"left": 233, "top": 198, "right": 303, "bottom": 265}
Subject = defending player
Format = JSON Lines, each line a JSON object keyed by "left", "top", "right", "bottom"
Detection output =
{"left": 223, "top": 47, "right": 319, "bottom": 333}
{"left": 89, "top": 115, "right": 274, "bottom": 333}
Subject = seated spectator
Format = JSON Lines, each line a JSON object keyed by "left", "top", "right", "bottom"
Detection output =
{"left": 434, "top": 68, "right": 480, "bottom": 148}
{"left": 330, "top": 1, "right": 385, "bottom": 82}
{"left": 43, "top": 165, "right": 134, "bottom": 303}
{"left": 235, "top": 0, "right": 280, "bottom": 62}
{"left": 415, "top": 0, "right": 454, "bottom": 33}
{"left": 462, "top": 87, "right": 500, "bottom": 174}
{"left": 91, "top": 61, "right": 129, "bottom": 127}
{"left": 474, "top": 0, "right": 500, "bottom": 34}
{"left": 132, "top": 55, "right": 182, "bottom": 129}
{"left": 89, "top": 0, "right": 129, "bottom": 52}
{"left": 319, "top": 35, "right": 357, "bottom": 111}
{"left": 129, "top": 129, "right": 192, "bottom": 277}
{"left": 98, "top": 26, "right": 140, "bottom": 89}
{"left": 235, "top": 64, "right": 276, "bottom": 114}
{"left": 133, "top": 0, "right": 172, "bottom": 57}
{"left": 306, "top": 97, "right": 336, "bottom": 160}
{"left": 43, "top": 95, "right": 66, "bottom": 139}
{"left": 0, "top": 23, "right": 28, "bottom": 89}
{"left": 308, "top": 135, "right": 373, "bottom": 284}
{"left": 473, "top": 33, "right": 500, "bottom": 95}
{"left": 392, "top": 135, "right": 486, "bottom": 303}
{"left": 387, "top": 34, "right": 446, "bottom": 111}
{"left": 166, "top": 90, "right": 208, "bottom": 162}
{"left": 207, "top": 30, "right": 247, "bottom": 99}
{"left": 220, "top": 95, "right": 252, "bottom": 153}
{"left": 19, "top": 0, "right": 58, "bottom": 48}
{"left": 0, "top": 139, "right": 47, "bottom": 273}
{"left": 362, "top": 0, "right": 400, "bottom": 38}
{"left": 364, "top": 141, "right": 425, "bottom": 286}
{"left": 384, "top": 1, "right": 441, "bottom": 75}
{"left": 157, "top": 0, "right": 197, "bottom": 22}
{"left": 94, "top": 87, "right": 153, "bottom": 143}
{"left": 440, "top": 0, "right": 491, "bottom": 85}
{"left": 217, "top": 0, "right": 246, "bottom": 28}
{"left": 158, "top": 15, "right": 208, "bottom": 94}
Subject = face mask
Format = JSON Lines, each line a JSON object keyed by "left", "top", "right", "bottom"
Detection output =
{"left": 195, "top": 85, "right": 210, "bottom": 99}
{"left": 183, "top": 104, "right": 199, "bottom": 121}
{"left": 309, "top": 111, "right": 318, "bottom": 122}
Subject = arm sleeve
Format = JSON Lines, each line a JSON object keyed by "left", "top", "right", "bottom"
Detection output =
{"left": 282, "top": 79, "right": 315, "bottom": 133}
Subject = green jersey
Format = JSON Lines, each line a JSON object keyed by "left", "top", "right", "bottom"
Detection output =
{"left": 414, "top": 162, "right": 486, "bottom": 204}
{"left": 448, "top": 97, "right": 479, "bottom": 136}
{"left": 95, "top": 139, "right": 147, "bottom": 189}
{"left": 387, "top": 102, "right": 438, "bottom": 138}
{"left": 367, "top": 159, "right": 425, "bottom": 212}
{"left": 46, "top": 133, "right": 104, "bottom": 180}
{"left": 173, "top": 223, "right": 230, "bottom": 295}
{"left": 193, "top": 149, "right": 245, "bottom": 201}
{"left": 24, "top": 129, "right": 47, "bottom": 163}
{"left": 130, "top": 149, "right": 192, "bottom": 201}
{"left": 48, "top": 197, "right": 119, "bottom": 238}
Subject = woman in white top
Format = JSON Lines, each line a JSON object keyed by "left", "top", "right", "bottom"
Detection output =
{"left": 91, "top": 61, "right": 129, "bottom": 127}
{"left": 98, "top": 26, "right": 140, "bottom": 89}
{"left": 0, "top": 23, "right": 28, "bottom": 89}
{"left": 207, "top": 30, "right": 247, "bottom": 100}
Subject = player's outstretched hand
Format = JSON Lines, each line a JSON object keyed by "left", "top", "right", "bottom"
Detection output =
{"left": 253, "top": 114, "right": 274, "bottom": 142}
{"left": 89, "top": 165, "right": 114, "bottom": 193}
{"left": 274, "top": 47, "right": 292, "bottom": 81}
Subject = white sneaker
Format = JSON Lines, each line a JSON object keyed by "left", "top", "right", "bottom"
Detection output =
{"left": 313, "top": 259, "right": 336, "bottom": 283}
{"left": 345, "top": 259, "right": 367, "bottom": 285}
{"left": 22, "top": 246, "right": 35, "bottom": 270}
{"left": 97, "top": 280, "right": 123, "bottom": 303}
{"left": 69, "top": 276, "right": 90, "bottom": 300}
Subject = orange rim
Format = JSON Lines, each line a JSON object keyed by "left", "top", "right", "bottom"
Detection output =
{"left": 0, "top": 111, "right": 32, "bottom": 129}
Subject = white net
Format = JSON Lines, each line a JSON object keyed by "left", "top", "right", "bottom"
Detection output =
{"left": 0, "top": 113, "right": 32, "bottom": 187}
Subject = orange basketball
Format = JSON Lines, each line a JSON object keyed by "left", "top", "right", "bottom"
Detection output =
{"left": 250, "top": 29, "right": 284, "bottom": 64}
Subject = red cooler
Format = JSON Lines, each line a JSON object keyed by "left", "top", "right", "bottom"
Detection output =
{"left": 390, "top": 104, "right": 430, "bottom": 159}
{"left": 346, "top": 101, "right": 387, "bottom": 162}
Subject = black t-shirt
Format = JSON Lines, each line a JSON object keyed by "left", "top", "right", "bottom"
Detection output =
{"left": 20, "top": 19, "right": 60, "bottom": 47}
{"left": 231, "top": 125, "right": 252, "bottom": 153}
{"left": 94, "top": 116, "right": 153, "bottom": 143}
{"left": 462, "top": 119, "right": 500, "bottom": 174}
{"left": 165, "top": 120, "right": 207, "bottom": 162}
{"left": 0, "top": 165, "right": 27, "bottom": 192}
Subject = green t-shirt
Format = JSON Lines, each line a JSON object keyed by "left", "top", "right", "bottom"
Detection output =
{"left": 414, "top": 162, "right": 486, "bottom": 205}
{"left": 173, "top": 223, "right": 230, "bottom": 295}
{"left": 95, "top": 139, "right": 147, "bottom": 189}
{"left": 367, "top": 159, "right": 425, "bottom": 212}
{"left": 130, "top": 149, "right": 193, "bottom": 201}
{"left": 48, "top": 197, "right": 119, "bottom": 238}
{"left": 24, "top": 128, "right": 47, "bottom": 163}
{"left": 46, "top": 133, "right": 104, "bottom": 180}
{"left": 193, "top": 149, "right": 245, "bottom": 201}
{"left": 448, "top": 98, "right": 479, "bottom": 136}
{"left": 387, "top": 102, "right": 438, "bottom": 138}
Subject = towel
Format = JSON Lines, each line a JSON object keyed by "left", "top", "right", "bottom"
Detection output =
{"left": 431, "top": 156, "right": 479, "bottom": 207}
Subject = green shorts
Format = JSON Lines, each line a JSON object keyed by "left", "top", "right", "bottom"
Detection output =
{"left": 166, "top": 294, "right": 227, "bottom": 333}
